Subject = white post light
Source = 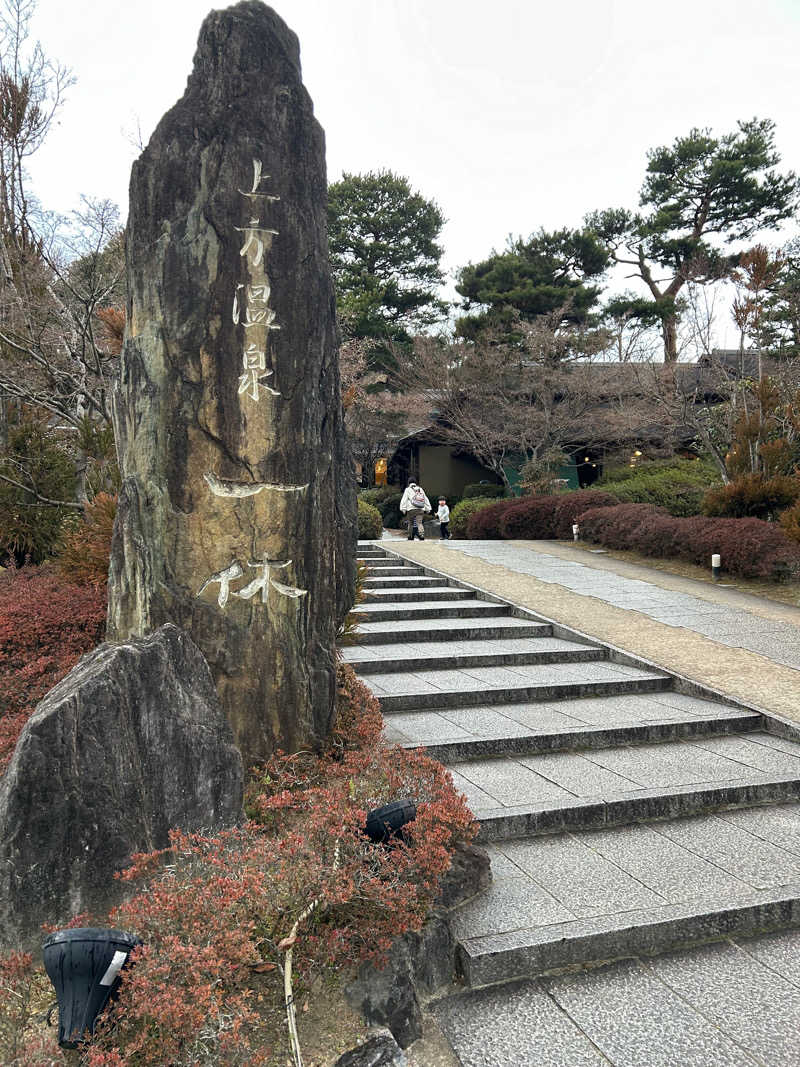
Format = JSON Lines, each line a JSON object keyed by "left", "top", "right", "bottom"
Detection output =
{"left": 572, "top": 523, "right": 580, "bottom": 542}
{"left": 712, "top": 553, "right": 721, "bottom": 581}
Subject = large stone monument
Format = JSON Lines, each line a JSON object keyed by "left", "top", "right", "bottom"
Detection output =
{"left": 108, "top": 2, "right": 356, "bottom": 767}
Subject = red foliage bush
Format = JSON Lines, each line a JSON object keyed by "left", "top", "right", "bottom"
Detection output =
{"left": 465, "top": 499, "right": 519, "bottom": 538}
{"left": 0, "top": 565, "right": 107, "bottom": 775}
{"left": 550, "top": 490, "right": 619, "bottom": 539}
{"left": 578, "top": 503, "right": 665, "bottom": 553}
{"left": 498, "top": 497, "right": 559, "bottom": 539}
{"left": 493, "top": 490, "right": 619, "bottom": 541}
{"left": 74, "top": 662, "right": 475, "bottom": 1065}
{"left": 577, "top": 503, "right": 800, "bottom": 580}
{"left": 0, "top": 949, "right": 63, "bottom": 1064}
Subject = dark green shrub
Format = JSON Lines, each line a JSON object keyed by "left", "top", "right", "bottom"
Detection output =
{"left": 0, "top": 415, "right": 76, "bottom": 564}
{"left": 701, "top": 473, "right": 800, "bottom": 521}
{"left": 357, "top": 497, "right": 383, "bottom": 539}
{"left": 466, "top": 499, "right": 519, "bottom": 538}
{"left": 450, "top": 497, "right": 497, "bottom": 538}
{"left": 462, "top": 482, "right": 505, "bottom": 499}
{"left": 375, "top": 491, "right": 404, "bottom": 529}
{"left": 597, "top": 458, "right": 722, "bottom": 517}
{"left": 359, "top": 485, "right": 401, "bottom": 506}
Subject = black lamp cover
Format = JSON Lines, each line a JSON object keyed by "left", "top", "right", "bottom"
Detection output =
{"left": 365, "top": 798, "right": 417, "bottom": 843}
{"left": 42, "top": 927, "right": 142, "bottom": 1048}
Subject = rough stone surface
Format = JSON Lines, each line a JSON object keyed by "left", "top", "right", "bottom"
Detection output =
{"left": 346, "top": 841, "right": 491, "bottom": 1047}
{"left": 347, "top": 938, "right": 424, "bottom": 1049}
{"left": 436, "top": 841, "right": 492, "bottom": 910}
{"left": 334, "top": 1029, "right": 408, "bottom": 1067}
{"left": 0, "top": 625, "right": 243, "bottom": 949}
{"left": 108, "top": 1, "right": 356, "bottom": 766}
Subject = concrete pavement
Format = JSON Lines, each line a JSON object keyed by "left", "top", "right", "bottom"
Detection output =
{"left": 352, "top": 539, "right": 800, "bottom": 1067}
{"left": 381, "top": 537, "right": 800, "bottom": 728}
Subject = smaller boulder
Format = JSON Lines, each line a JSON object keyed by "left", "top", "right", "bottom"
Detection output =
{"left": 334, "top": 1028, "right": 408, "bottom": 1067}
{"left": 0, "top": 624, "right": 243, "bottom": 949}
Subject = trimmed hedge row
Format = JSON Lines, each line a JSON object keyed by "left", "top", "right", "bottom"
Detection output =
{"left": 464, "top": 490, "right": 619, "bottom": 540}
{"left": 467, "top": 499, "right": 517, "bottom": 538}
{"left": 577, "top": 503, "right": 800, "bottom": 580}
{"left": 450, "top": 497, "right": 498, "bottom": 538}
{"left": 357, "top": 497, "right": 383, "bottom": 539}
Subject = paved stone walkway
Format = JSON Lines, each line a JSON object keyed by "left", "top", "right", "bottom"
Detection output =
{"left": 446, "top": 539, "right": 800, "bottom": 669}
{"left": 352, "top": 539, "right": 800, "bottom": 1066}
{"left": 382, "top": 538, "right": 800, "bottom": 728}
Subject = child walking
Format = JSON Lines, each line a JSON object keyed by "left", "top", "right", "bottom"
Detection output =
{"left": 437, "top": 497, "right": 451, "bottom": 540}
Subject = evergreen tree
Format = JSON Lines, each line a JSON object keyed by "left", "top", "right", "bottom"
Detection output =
{"left": 587, "top": 119, "right": 799, "bottom": 362}
{"left": 455, "top": 227, "right": 609, "bottom": 342}
{"left": 327, "top": 170, "right": 446, "bottom": 350}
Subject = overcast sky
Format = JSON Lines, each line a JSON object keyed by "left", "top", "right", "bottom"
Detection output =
{"left": 27, "top": 0, "right": 800, "bottom": 347}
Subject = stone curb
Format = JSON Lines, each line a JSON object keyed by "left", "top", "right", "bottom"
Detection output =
{"left": 409, "top": 709, "right": 762, "bottom": 762}
{"left": 458, "top": 883, "right": 800, "bottom": 987}
{"left": 347, "top": 646, "right": 607, "bottom": 675}
{"left": 475, "top": 773, "right": 800, "bottom": 842}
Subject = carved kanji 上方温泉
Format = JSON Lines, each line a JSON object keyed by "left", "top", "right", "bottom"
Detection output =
{"left": 238, "top": 343, "right": 281, "bottom": 402}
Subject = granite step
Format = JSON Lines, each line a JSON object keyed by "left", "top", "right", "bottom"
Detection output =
{"left": 368, "top": 662, "right": 670, "bottom": 713}
{"left": 453, "top": 799, "right": 800, "bottom": 988}
{"left": 344, "top": 636, "right": 606, "bottom": 674}
{"left": 451, "top": 731, "right": 800, "bottom": 843}
{"left": 364, "top": 565, "right": 425, "bottom": 577}
{"left": 388, "top": 709, "right": 762, "bottom": 763}
{"left": 355, "top": 600, "right": 511, "bottom": 623}
{"left": 362, "top": 586, "right": 477, "bottom": 603}
{"left": 347, "top": 549, "right": 800, "bottom": 1014}
{"left": 353, "top": 618, "right": 554, "bottom": 645}
{"left": 362, "top": 576, "right": 443, "bottom": 588}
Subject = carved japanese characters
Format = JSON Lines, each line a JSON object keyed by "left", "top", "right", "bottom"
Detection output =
{"left": 108, "top": 2, "right": 356, "bottom": 766}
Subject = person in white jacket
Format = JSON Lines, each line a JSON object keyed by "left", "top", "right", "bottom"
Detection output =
{"left": 399, "top": 481, "right": 431, "bottom": 540}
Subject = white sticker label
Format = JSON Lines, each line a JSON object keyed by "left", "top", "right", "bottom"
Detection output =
{"left": 99, "top": 950, "right": 128, "bottom": 987}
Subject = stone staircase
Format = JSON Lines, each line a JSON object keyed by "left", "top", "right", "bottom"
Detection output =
{"left": 347, "top": 542, "right": 800, "bottom": 998}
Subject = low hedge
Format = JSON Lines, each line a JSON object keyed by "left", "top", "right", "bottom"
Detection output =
{"left": 359, "top": 485, "right": 400, "bottom": 507}
{"left": 357, "top": 497, "right": 383, "bottom": 539}
{"left": 466, "top": 499, "right": 520, "bottom": 538}
{"left": 495, "top": 490, "right": 619, "bottom": 540}
{"left": 550, "top": 490, "right": 619, "bottom": 538}
{"left": 462, "top": 482, "right": 505, "bottom": 499}
{"left": 498, "top": 496, "right": 559, "bottom": 539}
{"left": 597, "top": 458, "right": 720, "bottom": 518}
{"left": 450, "top": 497, "right": 497, "bottom": 538}
{"left": 577, "top": 503, "right": 800, "bottom": 580}
{"left": 701, "top": 473, "right": 800, "bottom": 521}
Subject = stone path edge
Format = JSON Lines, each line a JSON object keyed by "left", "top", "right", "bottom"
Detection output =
{"left": 457, "top": 884, "right": 800, "bottom": 988}
{"left": 372, "top": 542, "right": 800, "bottom": 740}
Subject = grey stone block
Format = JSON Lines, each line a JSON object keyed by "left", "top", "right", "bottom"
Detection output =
{"left": 646, "top": 939, "right": 800, "bottom": 1066}
{"left": 500, "top": 832, "right": 665, "bottom": 916}
{"left": 458, "top": 885, "right": 800, "bottom": 987}
{"left": 0, "top": 625, "right": 243, "bottom": 948}
{"left": 656, "top": 812, "right": 800, "bottom": 889}
{"left": 433, "top": 981, "right": 610, "bottom": 1067}
{"left": 545, "top": 958, "right": 762, "bottom": 1066}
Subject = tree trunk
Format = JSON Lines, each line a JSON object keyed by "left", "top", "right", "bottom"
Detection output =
{"left": 662, "top": 315, "right": 679, "bottom": 363}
